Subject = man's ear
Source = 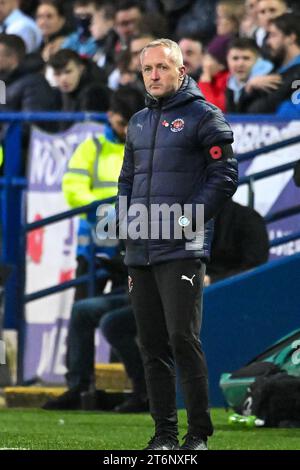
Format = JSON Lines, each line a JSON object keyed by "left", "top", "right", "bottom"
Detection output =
{"left": 179, "top": 65, "right": 186, "bottom": 80}
{"left": 288, "top": 32, "right": 297, "bottom": 46}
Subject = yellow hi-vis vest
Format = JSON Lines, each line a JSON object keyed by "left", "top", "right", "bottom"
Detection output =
{"left": 62, "top": 134, "right": 125, "bottom": 210}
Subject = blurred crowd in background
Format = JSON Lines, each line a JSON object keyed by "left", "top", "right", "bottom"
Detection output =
{"left": 0, "top": 0, "right": 300, "bottom": 127}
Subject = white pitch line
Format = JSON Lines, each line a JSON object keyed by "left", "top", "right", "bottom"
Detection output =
{"left": 0, "top": 448, "right": 29, "bottom": 450}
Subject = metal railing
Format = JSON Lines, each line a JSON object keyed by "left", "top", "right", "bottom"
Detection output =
{"left": 24, "top": 197, "right": 115, "bottom": 303}
{"left": 0, "top": 112, "right": 107, "bottom": 383}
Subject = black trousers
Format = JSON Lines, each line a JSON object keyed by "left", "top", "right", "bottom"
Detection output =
{"left": 128, "top": 258, "right": 213, "bottom": 439}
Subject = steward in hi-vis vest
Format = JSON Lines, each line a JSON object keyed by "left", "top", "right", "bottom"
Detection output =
{"left": 62, "top": 86, "right": 145, "bottom": 299}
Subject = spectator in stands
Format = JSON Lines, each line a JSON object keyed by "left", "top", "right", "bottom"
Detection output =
{"left": 0, "top": 34, "right": 57, "bottom": 113}
{"left": 255, "top": 0, "right": 288, "bottom": 47}
{"left": 0, "top": 34, "right": 58, "bottom": 170}
{"left": 146, "top": 0, "right": 217, "bottom": 42}
{"left": 215, "top": 0, "right": 245, "bottom": 37}
{"left": 199, "top": 0, "right": 245, "bottom": 108}
{"left": 107, "top": 48, "right": 132, "bottom": 90}
{"left": 90, "top": 2, "right": 117, "bottom": 75}
{"left": 48, "top": 49, "right": 108, "bottom": 128}
{"left": 36, "top": 0, "right": 72, "bottom": 62}
{"left": 108, "top": 33, "right": 155, "bottom": 91}
{"left": 61, "top": 86, "right": 144, "bottom": 300}
{"left": 42, "top": 290, "right": 148, "bottom": 413}
{"left": 241, "top": 13, "right": 300, "bottom": 116}
{"left": 289, "top": 0, "right": 300, "bottom": 14}
{"left": 129, "top": 34, "right": 155, "bottom": 76}
{"left": 61, "top": 0, "right": 98, "bottom": 58}
{"left": 114, "top": 0, "right": 144, "bottom": 51}
{"left": 138, "top": 11, "right": 169, "bottom": 39}
{"left": 198, "top": 35, "right": 231, "bottom": 112}
{"left": 179, "top": 35, "right": 204, "bottom": 81}
{"left": 0, "top": 0, "right": 42, "bottom": 52}
{"left": 240, "top": 0, "right": 259, "bottom": 38}
{"left": 20, "top": 0, "right": 40, "bottom": 16}
{"left": 204, "top": 199, "right": 269, "bottom": 285}
{"left": 226, "top": 37, "right": 274, "bottom": 112}
{"left": 205, "top": 0, "right": 244, "bottom": 67}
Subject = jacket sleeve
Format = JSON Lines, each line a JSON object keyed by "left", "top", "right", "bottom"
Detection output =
{"left": 190, "top": 108, "right": 238, "bottom": 223}
{"left": 62, "top": 139, "right": 97, "bottom": 208}
{"left": 116, "top": 128, "right": 134, "bottom": 234}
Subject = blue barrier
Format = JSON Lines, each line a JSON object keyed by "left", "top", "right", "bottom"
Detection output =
{"left": 239, "top": 161, "right": 298, "bottom": 208}
{"left": 236, "top": 134, "right": 300, "bottom": 163}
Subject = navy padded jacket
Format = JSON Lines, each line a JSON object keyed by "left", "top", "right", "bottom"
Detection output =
{"left": 117, "top": 76, "right": 238, "bottom": 266}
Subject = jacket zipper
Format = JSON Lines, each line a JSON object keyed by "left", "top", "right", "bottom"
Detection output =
{"left": 146, "top": 109, "right": 162, "bottom": 265}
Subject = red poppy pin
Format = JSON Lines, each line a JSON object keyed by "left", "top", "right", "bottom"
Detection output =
{"left": 209, "top": 146, "right": 222, "bottom": 160}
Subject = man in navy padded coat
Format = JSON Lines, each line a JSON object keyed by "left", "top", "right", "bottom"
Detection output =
{"left": 116, "top": 38, "right": 238, "bottom": 450}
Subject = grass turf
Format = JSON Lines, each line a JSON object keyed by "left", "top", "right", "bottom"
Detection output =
{"left": 0, "top": 408, "right": 300, "bottom": 450}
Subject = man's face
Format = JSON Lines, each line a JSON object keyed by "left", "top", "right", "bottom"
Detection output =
{"left": 179, "top": 38, "right": 203, "bottom": 75}
{"left": 216, "top": 5, "right": 238, "bottom": 36}
{"left": 266, "top": 23, "right": 287, "bottom": 63}
{"left": 141, "top": 45, "right": 185, "bottom": 99}
{"left": 257, "top": 0, "right": 286, "bottom": 29}
{"left": 129, "top": 36, "right": 153, "bottom": 72}
{"left": 0, "top": 43, "right": 17, "bottom": 73}
{"left": 0, "top": 0, "right": 16, "bottom": 23}
{"left": 227, "top": 48, "right": 258, "bottom": 82}
{"left": 36, "top": 4, "right": 65, "bottom": 38}
{"left": 245, "top": 0, "right": 259, "bottom": 20}
{"left": 52, "top": 60, "right": 84, "bottom": 93}
{"left": 115, "top": 7, "right": 142, "bottom": 42}
{"left": 108, "top": 111, "right": 128, "bottom": 142}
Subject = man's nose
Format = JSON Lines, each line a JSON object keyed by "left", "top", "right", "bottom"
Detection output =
{"left": 151, "top": 68, "right": 159, "bottom": 80}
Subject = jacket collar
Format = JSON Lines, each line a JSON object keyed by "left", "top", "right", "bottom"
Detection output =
{"left": 278, "top": 54, "right": 300, "bottom": 74}
{"left": 145, "top": 75, "right": 205, "bottom": 110}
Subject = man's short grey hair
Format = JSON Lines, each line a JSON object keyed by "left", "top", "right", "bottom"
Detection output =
{"left": 140, "top": 38, "right": 184, "bottom": 67}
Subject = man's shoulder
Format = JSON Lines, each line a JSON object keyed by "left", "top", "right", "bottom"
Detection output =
{"left": 130, "top": 107, "right": 148, "bottom": 122}
{"left": 281, "top": 62, "right": 300, "bottom": 79}
{"left": 7, "top": 8, "right": 40, "bottom": 30}
{"left": 7, "top": 71, "right": 42, "bottom": 88}
{"left": 186, "top": 99, "right": 232, "bottom": 137}
{"left": 128, "top": 107, "right": 148, "bottom": 131}
{"left": 189, "top": 97, "right": 224, "bottom": 118}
